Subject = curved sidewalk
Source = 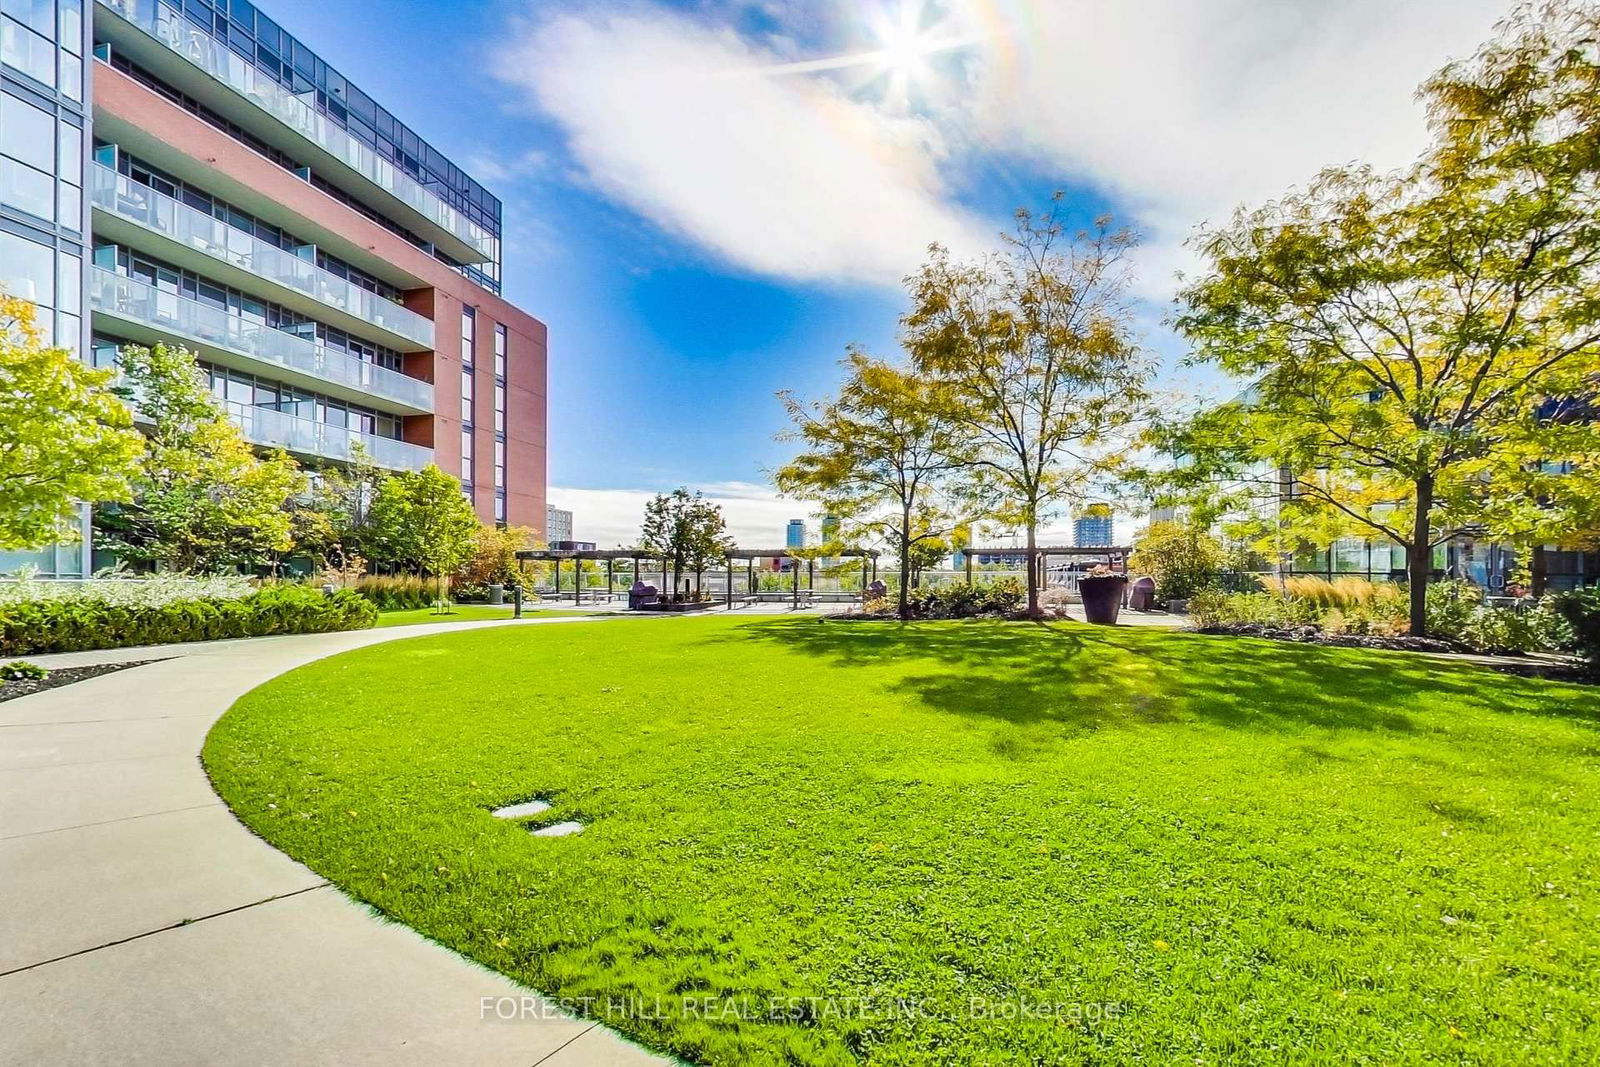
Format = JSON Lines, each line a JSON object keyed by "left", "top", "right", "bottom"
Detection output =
{"left": 0, "top": 617, "right": 673, "bottom": 1066}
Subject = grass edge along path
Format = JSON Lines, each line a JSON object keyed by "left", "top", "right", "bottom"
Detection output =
{"left": 203, "top": 616, "right": 1600, "bottom": 1065}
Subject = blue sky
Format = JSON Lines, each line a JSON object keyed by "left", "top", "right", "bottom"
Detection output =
{"left": 268, "top": 0, "right": 1505, "bottom": 545}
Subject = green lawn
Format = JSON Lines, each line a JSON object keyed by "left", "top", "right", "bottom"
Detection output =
{"left": 203, "top": 616, "right": 1600, "bottom": 1065}
{"left": 374, "top": 604, "right": 598, "bottom": 627}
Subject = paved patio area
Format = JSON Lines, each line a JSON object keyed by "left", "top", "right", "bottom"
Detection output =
{"left": 0, "top": 615, "right": 672, "bottom": 1067}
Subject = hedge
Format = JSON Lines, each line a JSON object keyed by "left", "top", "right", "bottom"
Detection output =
{"left": 0, "top": 584, "right": 377, "bottom": 656}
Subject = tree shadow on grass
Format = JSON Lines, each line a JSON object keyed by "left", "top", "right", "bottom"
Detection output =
{"left": 706, "top": 618, "right": 1600, "bottom": 737}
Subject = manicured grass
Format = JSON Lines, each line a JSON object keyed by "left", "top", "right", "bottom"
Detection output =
{"left": 204, "top": 617, "right": 1600, "bottom": 1065}
{"left": 374, "top": 604, "right": 597, "bottom": 627}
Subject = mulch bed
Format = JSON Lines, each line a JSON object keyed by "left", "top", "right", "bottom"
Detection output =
{"left": 0, "top": 660, "right": 165, "bottom": 704}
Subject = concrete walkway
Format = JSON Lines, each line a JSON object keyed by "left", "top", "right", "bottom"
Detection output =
{"left": 0, "top": 616, "right": 673, "bottom": 1066}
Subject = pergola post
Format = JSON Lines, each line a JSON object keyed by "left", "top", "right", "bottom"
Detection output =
{"left": 966, "top": 550, "right": 974, "bottom": 586}
{"left": 791, "top": 558, "right": 799, "bottom": 609}
{"left": 606, "top": 559, "right": 614, "bottom": 599}
{"left": 807, "top": 558, "right": 815, "bottom": 596}
{"left": 573, "top": 559, "right": 581, "bottom": 605}
{"left": 861, "top": 555, "right": 868, "bottom": 592}
{"left": 747, "top": 559, "right": 755, "bottom": 599}
{"left": 725, "top": 557, "right": 733, "bottom": 608}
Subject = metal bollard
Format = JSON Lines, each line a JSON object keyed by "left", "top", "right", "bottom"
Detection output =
{"left": 512, "top": 584, "right": 523, "bottom": 619}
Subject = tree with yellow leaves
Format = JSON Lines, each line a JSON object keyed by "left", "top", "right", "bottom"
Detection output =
{"left": 0, "top": 296, "right": 144, "bottom": 552}
{"left": 1159, "top": 0, "right": 1600, "bottom": 635}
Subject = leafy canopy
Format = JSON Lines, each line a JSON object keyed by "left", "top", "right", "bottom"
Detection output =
{"left": 776, "top": 348, "right": 977, "bottom": 617}
{"left": 367, "top": 464, "right": 480, "bottom": 578}
{"left": 95, "top": 341, "right": 306, "bottom": 573}
{"left": 903, "top": 202, "right": 1150, "bottom": 613}
{"left": 1159, "top": 0, "right": 1600, "bottom": 631}
{"left": 0, "top": 297, "right": 144, "bottom": 550}
{"left": 637, "top": 488, "right": 732, "bottom": 590}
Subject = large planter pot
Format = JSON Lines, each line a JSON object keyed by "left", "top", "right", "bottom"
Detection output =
{"left": 1078, "top": 575, "right": 1128, "bottom": 625}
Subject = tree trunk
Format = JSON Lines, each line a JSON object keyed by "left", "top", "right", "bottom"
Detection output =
{"left": 1408, "top": 475, "right": 1435, "bottom": 637}
{"left": 898, "top": 507, "right": 912, "bottom": 620}
{"left": 1025, "top": 519, "right": 1041, "bottom": 618}
{"left": 1531, "top": 544, "right": 1548, "bottom": 598}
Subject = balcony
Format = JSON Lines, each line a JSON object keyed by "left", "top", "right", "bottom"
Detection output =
{"left": 91, "top": 164, "right": 435, "bottom": 352}
{"left": 234, "top": 405, "right": 433, "bottom": 472}
{"left": 93, "top": 0, "right": 497, "bottom": 266}
{"left": 89, "top": 267, "right": 434, "bottom": 415}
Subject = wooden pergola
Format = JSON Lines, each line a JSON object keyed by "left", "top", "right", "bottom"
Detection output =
{"left": 515, "top": 546, "right": 882, "bottom": 607}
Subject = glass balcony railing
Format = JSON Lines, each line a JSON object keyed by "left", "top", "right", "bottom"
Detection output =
{"left": 94, "top": 0, "right": 498, "bottom": 265}
{"left": 91, "top": 165, "right": 435, "bottom": 350}
{"left": 235, "top": 404, "right": 433, "bottom": 471}
{"left": 89, "top": 268, "right": 434, "bottom": 413}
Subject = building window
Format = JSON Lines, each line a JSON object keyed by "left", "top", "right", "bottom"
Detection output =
{"left": 493, "top": 382, "right": 505, "bottom": 434}
{"left": 493, "top": 493, "right": 505, "bottom": 524}
{"left": 1, "top": 89, "right": 56, "bottom": 221}
{"left": 460, "top": 368, "right": 473, "bottom": 423}
{"left": 459, "top": 306, "right": 475, "bottom": 368}
{"left": 2, "top": 13, "right": 56, "bottom": 86}
{"left": 460, "top": 428, "right": 473, "bottom": 482}
{"left": 494, "top": 439, "right": 505, "bottom": 489}
{"left": 493, "top": 323, "right": 506, "bottom": 378}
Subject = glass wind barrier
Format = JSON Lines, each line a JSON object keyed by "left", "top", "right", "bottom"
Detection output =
{"left": 90, "top": 267, "right": 435, "bottom": 412}
{"left": 94, "top": 0, "right": 497, "bottom": 264}
{"left": 90, "top": 268, "right": 433, "bottom": 412}
{"left": 236, "top": 404, "right": 432, "bottom": 471}
{"left": 91, "top": 165, "right": 434, "bottom": 348}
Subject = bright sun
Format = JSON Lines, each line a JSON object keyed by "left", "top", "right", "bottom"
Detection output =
{"left": 760, "top": 0, "right": 972, "bottom": 109}
{"left": 875, "top": 4, "right": 938, "bottom": 82}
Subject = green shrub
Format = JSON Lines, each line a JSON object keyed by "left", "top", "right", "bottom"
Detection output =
{"left": 1, "top": 660, "right": 48, "bottom": 681}
{"left": 1425, "top": 580, "right": 1570, "bottom": 654}
{"left": 1551, "top": 588, "right": 1600, "bottom": 673}
{"left": 1128, "top": 520, "right": 1223, "bottom": 601}
{"left": 905, "top": 578, "right": 1023, "bottom": 619}
{"left": 352, "top": 574, "right": 434, "bottom": 611}
{"left": 1424, "top": 580, "right": 1480, "bottom": 642}
{"left": 0, "top": 585, "right": 376, "bottom": 656}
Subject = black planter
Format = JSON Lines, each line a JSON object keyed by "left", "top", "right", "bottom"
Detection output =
{"left": 1078, "top": 575, "right": 1128, "bottom": 625}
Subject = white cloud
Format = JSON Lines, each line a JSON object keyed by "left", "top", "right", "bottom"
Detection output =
{"left": 496, "top": 0, "right": 1506, "bottom": 299}
{"left": 549, "top": 482, "right": 812, "bottom": 549}
{"left": 495, "top": 7, "right": 993, "bottom": 285}
{"left": 958, "top": 0, "right": 1507, "bottom": 293}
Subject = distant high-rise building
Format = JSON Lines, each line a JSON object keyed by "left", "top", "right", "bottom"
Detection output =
{"left": 785, "top": 519, "right": 807, "bottom": 549}
{"left": 1074, "top": 510, "right": 1115, "bottom": 547}
{"left": 546, "top": 507, "right": 573, "bottom": 544}
{"left": 820, "top": 514, "right": 840, "bottom": 544}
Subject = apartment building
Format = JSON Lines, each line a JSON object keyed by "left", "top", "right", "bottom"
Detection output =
{"left": 0, "top": 0, "right": 548, "bottom": 575}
